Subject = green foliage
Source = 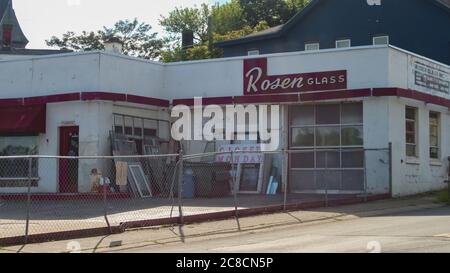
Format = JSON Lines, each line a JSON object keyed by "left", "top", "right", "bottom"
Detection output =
{"left": 437, "top": 189, "right": 449, "bottom": 203}
{"left": 47, "top": 0, "right": 311, "bottom": 62}
{"left": 159, "top": 3, "right": 211, "bottom": 43}
{"left": 211, "top": 0, "right": 245, "bottom": 35}
{"left": 46, "top": 18, "right": 164, "bottom": 60}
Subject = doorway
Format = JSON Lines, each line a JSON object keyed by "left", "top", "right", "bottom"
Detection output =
{"left": 59, "top": 126, "right": 79, "bottom": 193}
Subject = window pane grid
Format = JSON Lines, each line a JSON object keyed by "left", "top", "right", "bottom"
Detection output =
{"left": 429, "top": 112, "right": 440, "bottom": 159}
{"left": 289, "top": 103, "right": 364, "bottom": 181}
{"left": 405, "top": 107, "right": 418, "bottom": 157}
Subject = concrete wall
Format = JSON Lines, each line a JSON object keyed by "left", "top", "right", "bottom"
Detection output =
{"left": 388, "top": 97, "right": 449, "bottom": 196}
{"left": 164, "top": 46, "right": 391, "bottom": 99}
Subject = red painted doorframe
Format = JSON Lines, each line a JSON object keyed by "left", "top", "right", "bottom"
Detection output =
{"left": 59, "top": 126, "right": 79, "bottom": 193}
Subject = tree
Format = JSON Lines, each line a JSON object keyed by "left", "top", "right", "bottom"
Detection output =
{"left": 159, "top": 4, "right": 211, "bottom": 44}
{"left": 239, "top": 0, "right": 291, "bottom": 27}
{"left": 211, "top": 0, "right": 245, "bottom": 35}
{"left": 46, "top": 18, "right": 164, "bottom": 60}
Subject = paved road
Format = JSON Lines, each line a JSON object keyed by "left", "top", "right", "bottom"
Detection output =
{"left": 118, "top": 206, "right": 450, "bottom": 253}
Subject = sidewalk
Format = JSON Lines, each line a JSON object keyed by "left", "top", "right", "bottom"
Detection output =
{"left": 0, "top": 194, "right": 443, "bottom": 253}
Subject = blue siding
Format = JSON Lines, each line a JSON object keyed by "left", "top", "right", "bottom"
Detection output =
{"left": 220, "top": 0, "right": 450, "bottom": 65}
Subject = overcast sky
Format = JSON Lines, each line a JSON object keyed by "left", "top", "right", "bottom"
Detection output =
{"left": 13, "top": 0, "right": 228, "bottom": 49}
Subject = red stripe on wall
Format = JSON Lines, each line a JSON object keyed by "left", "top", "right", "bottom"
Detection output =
{"left": 81, "top": 92, "right": 127, "bottom": 102}
{"left": 300, "top": 89, "right": 371, "bottom": 102}
{"left": 373, "top": 88, "right": 450, "bottom": 108}
{"left": 126, "top": 94, "right": 170, "bottom": 107}
{"left": 203, "top": 96, "right": 234, "bottom": 105}
{"left": 0, "top": 98, "right": 23, "bottom": 107}
{"left": 233, "top": 94, "right": 299, "bottom": 104}
{"left": 24, "top": 93, "right": 81, "bottom": 106}
{"left": 173, "top": 98, "right": 195, "bottom": 106}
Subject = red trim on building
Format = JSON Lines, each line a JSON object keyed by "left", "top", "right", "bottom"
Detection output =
{"left": 203, "top": 96, "right": 234, "bottom": 105}
{"left": 234, "top": 93, "right": 299, "bottom": 104}
{"left": 300, "top": 88, "right": 372, "bottom": 102}
{"left": 173, "top": 98, "right": 195, "bottom": 106}
{"left": 0, "top": 104, "right": 46, "bottom": 134}
{"left": 0, "top": 92, "right": 170, "bottom": 108}
{"left": 373, "top": 88, "right": 450, "bottom": 108}
{"left": 24, "top": 93, "right": 81, "bottom": 106}
{"left": 81, "top": 92, "right": 127, "bottom": 102}
{"left": 126, "top": 94, "right": 170, "bottom": 107}
{"left": 0, "top": 98, "right": 23, "bottom": 107}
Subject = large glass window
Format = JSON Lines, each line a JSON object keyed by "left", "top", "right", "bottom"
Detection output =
{"left": 113, "top": 114, "right": 169, "bottom": 140}
{"left": 290, "top": 103, "right": 363, "bottom": 148}
{"left": 289, "top": 103, "right": 364, "bottom": 192}
{"left": 405, "top": 107, "right": 418, "bottom": 157}
{"left": 429, "top": 112, "right": 440, "bottom": 159}
{"left": 0, "top": 136, "right": 39, "bottom": 187}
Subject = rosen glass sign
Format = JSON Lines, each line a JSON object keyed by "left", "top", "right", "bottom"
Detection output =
{"left": 243, "top": 58, "right": 347, "bottom": 95}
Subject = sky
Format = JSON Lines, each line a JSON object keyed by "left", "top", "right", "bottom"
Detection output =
{"left": 12, "top": 0, "right": 228, "bottom": 49}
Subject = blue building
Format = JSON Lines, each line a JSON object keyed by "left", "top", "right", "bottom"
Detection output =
{"left": 215, "top": 0, "right": 450, "bottom": 65}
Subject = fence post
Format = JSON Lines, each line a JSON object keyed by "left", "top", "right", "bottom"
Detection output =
{"left": 325, "top": 151, "right": 328, "bottom": 207}
{"left": 363, "top": 149, "right": 368, "bottom": 202}
{"left": 177, "top": 150, "right": 184, "bottom": 225}
{"left": 24, "top": 156, "right": 32, "bottom": 244}
{"left": 283, "top": 149, "right": 288, "bottom": 211}
{"left": 231, "top": 151, "right": 238, "bottom": 219}
{"left": 388, "top": 142, "right": 393, "bottom": 197}
{"left": 103, "top": 168, "right": 112, "bottom": 233}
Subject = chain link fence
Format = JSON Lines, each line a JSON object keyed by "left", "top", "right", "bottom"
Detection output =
{"left": 0, "top": 146, "right": 391, "bottom": 245}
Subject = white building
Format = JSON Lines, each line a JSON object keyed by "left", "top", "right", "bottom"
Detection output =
{"left": 0, "top": 45, "right": 449, "bottom": 197}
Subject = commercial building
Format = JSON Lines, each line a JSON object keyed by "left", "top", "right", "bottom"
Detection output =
{"left": 0, "top": 45, "right": 449, "bottom": 197}
{"left": 0, "top": 0, "right": 449, "bottom": 198}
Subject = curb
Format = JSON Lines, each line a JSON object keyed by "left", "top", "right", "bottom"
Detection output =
{"left": 0, "top": 194, "right": 391, "bottom": 247}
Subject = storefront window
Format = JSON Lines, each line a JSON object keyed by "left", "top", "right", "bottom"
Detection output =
{"left": 0, "top": 136, "right": 39, "bottom": 186}
{"left": 316, "top": 104, "right": 340, "bottom": 124}
{"left": 342, "top": 126, "right": 363, "bottom": 146}
{"left": 316, "top": 126, "right": 340, "bottom": 146}
{"left": 405, "top": 107, "right": 417, "bottom": 157}
{"left": 291, "top": 127, "right": 314, "bottom": 147}
{"left": 113, "top": 114, "right": 170, "bottom": 143}
{"left": 289, "top": 103, "right": 364, "bottom": 192}
{"left": 429, "top": 112, "right": 440, "bottom": 159}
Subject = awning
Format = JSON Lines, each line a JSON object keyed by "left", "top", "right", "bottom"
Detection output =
{"left": 0, "top": 105, "right": 46, "bottom": 134}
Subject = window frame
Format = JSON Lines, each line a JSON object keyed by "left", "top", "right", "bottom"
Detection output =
{"left": 335, "top": 39, "right": 351, "bottom": 48}
{"left": 373, "top": 35, "right": 389, "bottom": 45}
{"left": 429, "top": 111, "right": 440, "bottom": 160}
{"left": 289, "top": 103, "right": 364, "bottom": 150}
{"left": 405, "top": 106, "right": 418, "bottom": 158}
{"left": 247, "top": 49, "right": 260, "bottom": 56}
{"left": 0, "top": 135, "right": 40, "bottom": 187}
{"left": 305, "top": 42, "right": 320, "bottom": 51}
{"left": 113, "top": 113, "right": 170, "bottom": 141}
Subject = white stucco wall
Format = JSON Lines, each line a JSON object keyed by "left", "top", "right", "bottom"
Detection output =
{"left": 0, "top": 45, "right": 449, "bottom": 196}
{"left": 388, "top": 97, "right": 449, "bottom": 196}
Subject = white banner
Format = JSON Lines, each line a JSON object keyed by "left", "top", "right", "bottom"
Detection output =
{"left": 408, "top": 56, "right": 450, "bottom": 97}
{"left": 216, "top": 144, "right": 264, "bottom": 164}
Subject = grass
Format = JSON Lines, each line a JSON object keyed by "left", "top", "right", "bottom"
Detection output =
{"left": 436, "top": 189, "right": 449, "bottom": 204}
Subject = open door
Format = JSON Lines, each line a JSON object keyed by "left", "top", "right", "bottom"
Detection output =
{"left": 59, "top": 126, "right": 79, "bottom": 193}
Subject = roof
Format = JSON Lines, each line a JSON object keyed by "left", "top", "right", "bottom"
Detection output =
{"left": 0, "top": 48, "right": 72, "bottom": 56}
{"left": 215, "top": 0, "right": 450, "bottom": 47}
{"left": 0, "top": 0, "right": 28, "bottom": 48}
{"left": 0, "top": 0, "right": 8, "bottom": 19}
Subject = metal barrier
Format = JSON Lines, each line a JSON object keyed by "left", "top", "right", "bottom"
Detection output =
{"left": 0, "top": 147, "right": 391, "bottom": 245}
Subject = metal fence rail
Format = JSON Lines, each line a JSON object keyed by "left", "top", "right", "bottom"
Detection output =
{"left": 0, "top": 147, "right": 392, "bottom": 245}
